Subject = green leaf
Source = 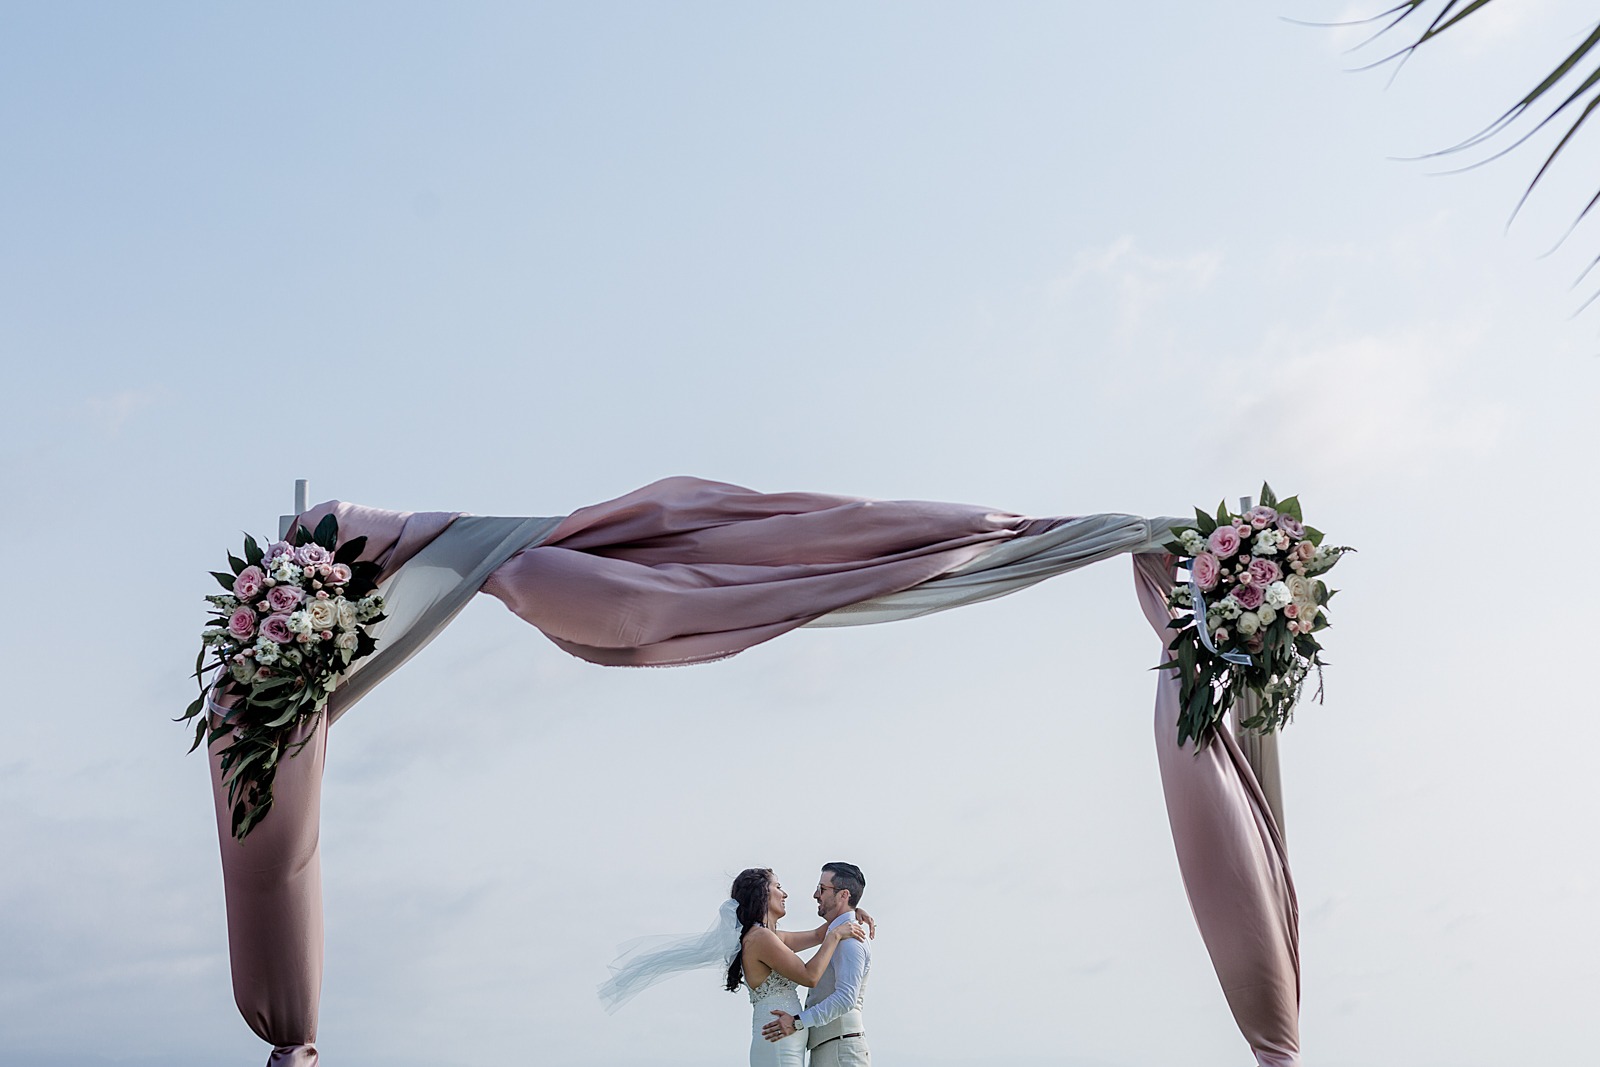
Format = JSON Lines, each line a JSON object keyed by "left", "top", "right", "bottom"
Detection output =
{"left": 243, "top": 534, "right": 264, "bottom": 568}
{"left": 293, "top": 526, "right": 312, "bottom": 546}
{"left": 313, "top": 513, "right": 339, "bottom": 550}
{"left": 211, "top": 570, "right": 238, "bottom": 591}
{"left": 1258, "top": 482, "right": 1278, "bottom": 508}
{"left": 333, "top": 535, "right": 368, "bottom": 564}
{"left": 177, "top": 695, "right": 204, "bottom": 724}
{"left": 187, "top": 716, "right": 208, "bottom": 753}
{"left": 262, "top": 701, "right": 305, "bottom": 727}
{"left": 1304, "top": 525, "right": 1325, "bottom": 546}
{"left": 1216, "top": 500, "right": 1230, "bottom": 526}
{"left": 1193, "top": 507, "right": 1217, "bottom": 536}
{"left": 227, "top": 552, "right": 248, "bottom": 576}
{"left": 1276, "top": 495, "right": 1302, "bottom": 521}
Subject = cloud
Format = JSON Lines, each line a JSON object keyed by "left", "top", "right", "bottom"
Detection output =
{"left": 81, "top": 387, "right": 167, "bottom": 434}
{"left": 1206, "top": 328, "right": 1510, "bottom": 477}
{"left": 1047, "top": 236, "right": 1223, "bottom": 345}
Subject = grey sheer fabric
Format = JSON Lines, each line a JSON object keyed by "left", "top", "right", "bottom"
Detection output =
{"left": 326, "top": 515, "right": 562, "bottom": 725}
{"left": 806, "top": 513, "right": 1182, "bottom": 627}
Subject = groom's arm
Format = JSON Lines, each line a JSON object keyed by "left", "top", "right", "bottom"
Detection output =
{"left": 797, "top": 939, "right": 868, "bottom": 1030}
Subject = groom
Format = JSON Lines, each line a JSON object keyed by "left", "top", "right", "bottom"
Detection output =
{"left": 762, "top": 862, "right": 871, "bottom": 1065}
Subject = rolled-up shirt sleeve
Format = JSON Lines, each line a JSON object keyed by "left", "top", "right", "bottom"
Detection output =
{"left": 798, "top": 939, "right": 868, "bottom": 1030}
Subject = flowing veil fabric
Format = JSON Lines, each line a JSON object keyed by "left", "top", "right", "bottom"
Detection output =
{"left": 598, "top": 898, "right": 742, "bottom": 1012}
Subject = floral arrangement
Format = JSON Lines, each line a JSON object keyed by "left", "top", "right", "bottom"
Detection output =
{"left": 1158, "top": 484, "right": 1350, "bottom": 747}
{"left": 179, "top": 515, "right": 385, "bottom": 839}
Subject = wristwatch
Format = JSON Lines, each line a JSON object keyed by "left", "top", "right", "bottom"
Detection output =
{"left": 792, "top": 1014, "right": 804, "bottom": 1030}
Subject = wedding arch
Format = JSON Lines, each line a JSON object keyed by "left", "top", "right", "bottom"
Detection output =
{"left": 197, "top": 476, "right": 1300, "bottom": 1067}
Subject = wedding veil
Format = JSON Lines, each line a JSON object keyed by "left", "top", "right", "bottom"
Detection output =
{"left": 598, "top": 898, "right": 742, "bottom": 1012}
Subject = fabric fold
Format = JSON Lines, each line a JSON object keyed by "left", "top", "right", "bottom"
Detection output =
{"left": 1133, "top": 552, "right": 1301, "bottom": 1066}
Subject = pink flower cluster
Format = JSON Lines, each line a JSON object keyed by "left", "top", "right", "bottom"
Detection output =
{"left": 1179, "top": 502, "right": 1326, "bottom": 641}
{"left": 220, "top": 540, "right": 359, "bottom": 668}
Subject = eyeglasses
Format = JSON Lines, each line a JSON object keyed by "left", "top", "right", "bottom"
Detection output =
{"left": 815, "top": 884, "right": 841, "bottom": 894}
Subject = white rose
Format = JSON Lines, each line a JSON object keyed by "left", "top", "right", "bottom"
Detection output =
{"left": 1235, "top": 612, "right": 1261, "bottom": 636}
{"left": 334, "top": 598, "right": 358, "bottom": 630}
{"left": 1253, "top": 529, "right": 1280, "bottom": 556}
{"left": 271, "top": 559, "right": 303, "bottom": 584}
{"left": 1265, "top": 580, "right": 1291, "bottom": 609}
{"left": 288, "top": 610, "right": 314, "bottom": 635}
{"left": 306, "top": 598, "right": 338, "bottom": 631}
{"left": 1256, "top": 605, "right": 1275, "bottom": 625}
{"left": 335, "top": 631, "right": 359, "bottom": 652}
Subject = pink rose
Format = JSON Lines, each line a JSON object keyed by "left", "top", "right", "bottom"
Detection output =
{"left": 1248, "top": 558, "right": 1281, "bottom": 586}
{"left": 1284, "top": 602, "right": 1300, "bottom": 618}
{"left": 227, "top": 607, "right": 257, "bottom": 640}
{"left": 1247, "top": 505, "right": 1278, "bottom": 529}
{"left": 1277, "top": 514, "right": 1304, "bottom": 538}
{"left": 1190, "top": 552, "right": 1221, "bottom": 590}
{"left": 266, "top": 540, "right": 295, "bottom": 562}
{"left": 1207, "top": 526, "right": 1242, "bottom": 559}
{"left": 1232, "top": 583, "right": 1264, "bottom": 610}
{"left": 233, "top": 566, "right": 266, "bottom": 600}
{"left": 296, "top": 543, "right": 332, "bottom": 567}
{"left": 261, "top": 614, "right": 295, "bottom": 644}
{"left": 327, "top": 563, "right": 352, "bottom": 585}
{"left": 1295, "top": 540, "right": 1315, "bottom": 562}
{"left": 267, "top": 584, "right": 304, "bottom": 612}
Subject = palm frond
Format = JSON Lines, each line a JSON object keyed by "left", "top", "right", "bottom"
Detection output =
{"left": 1338, "top": 1, "right": 1600, "bottom": 300}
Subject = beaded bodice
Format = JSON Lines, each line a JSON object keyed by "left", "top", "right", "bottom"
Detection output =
{"left": 746, "top": 967, "right": 801, "bottom": 1008}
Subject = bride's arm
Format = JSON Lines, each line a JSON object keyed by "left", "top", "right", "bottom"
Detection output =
{"left": 746, "top": 924, "right": 864, "bottom": 988}
{"left": 776, "top": 921, "right": 827, "bottom": 951}
{"left": 776, "top": 908, "right": 876, "bottom": 950}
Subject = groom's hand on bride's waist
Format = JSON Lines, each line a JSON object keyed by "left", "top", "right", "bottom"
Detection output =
{"left": 762, "top": 1010, "right": 797, "bottom": 1042}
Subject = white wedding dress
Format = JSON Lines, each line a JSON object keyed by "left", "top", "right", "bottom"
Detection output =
{"left": 746, "top": 968, "right": 806, "bottom": 1066}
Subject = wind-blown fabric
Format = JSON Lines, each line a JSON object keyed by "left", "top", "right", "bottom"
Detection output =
{"left": 206, "top": 476, "right": 1299, "bottom": 1066}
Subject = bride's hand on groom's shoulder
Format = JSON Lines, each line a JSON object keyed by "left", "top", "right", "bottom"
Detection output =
{"left": 832, "top": 921, "right": 868, "bottom": 944}
{"left": 853, "top": 908, "right": 876, "bottom": 939}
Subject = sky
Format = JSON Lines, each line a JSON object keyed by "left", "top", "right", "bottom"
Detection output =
{"left": 2, "top": 3, "right": 1598, "bottom": 1066}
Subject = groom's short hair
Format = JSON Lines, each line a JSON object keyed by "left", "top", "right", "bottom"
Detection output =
{"left": 822, "top": 862, "right": 866, "bottom": 907}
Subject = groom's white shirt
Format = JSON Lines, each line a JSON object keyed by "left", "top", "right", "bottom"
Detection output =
{"left": 798, "top": 909, "right": 870, "bottom": 1030}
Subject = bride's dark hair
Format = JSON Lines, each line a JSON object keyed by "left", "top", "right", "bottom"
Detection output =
{"left": 724, "top": 867, "right": 774, "bottom": 992}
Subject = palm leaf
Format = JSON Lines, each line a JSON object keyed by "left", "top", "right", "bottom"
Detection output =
{"left": 1332, "top": 2, "right": 1600, "bottom": 302}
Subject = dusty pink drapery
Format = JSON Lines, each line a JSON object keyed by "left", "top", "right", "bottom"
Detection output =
{"left": 207, "top": 477, "right": 1299, "bottom": 1065}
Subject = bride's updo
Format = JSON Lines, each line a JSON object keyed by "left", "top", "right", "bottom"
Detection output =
{"left": 724, "top": 867, "right": 774, "bottom": 992}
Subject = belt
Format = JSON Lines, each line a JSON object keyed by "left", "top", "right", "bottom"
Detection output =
{"left": 812, "top": 1032, "right": 865, "bottom": 1049}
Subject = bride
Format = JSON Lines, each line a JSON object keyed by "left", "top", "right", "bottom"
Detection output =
{"left": 599, "top": 866, "right": 872, "bottom": 1066}
{"left": 727, "top": 867, "right": 868, "bottom": 1065}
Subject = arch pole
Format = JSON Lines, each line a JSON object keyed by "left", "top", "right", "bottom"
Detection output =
{"left": 279, "top": 479, "right": 308, "bottom": 539}
{"left": 1235, "top": 495, "right": 1286, "bottom": 844}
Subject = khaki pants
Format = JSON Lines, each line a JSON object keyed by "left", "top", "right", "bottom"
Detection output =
{"left": 808, "top": 1034, "right": 870, "bottom": 1067}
